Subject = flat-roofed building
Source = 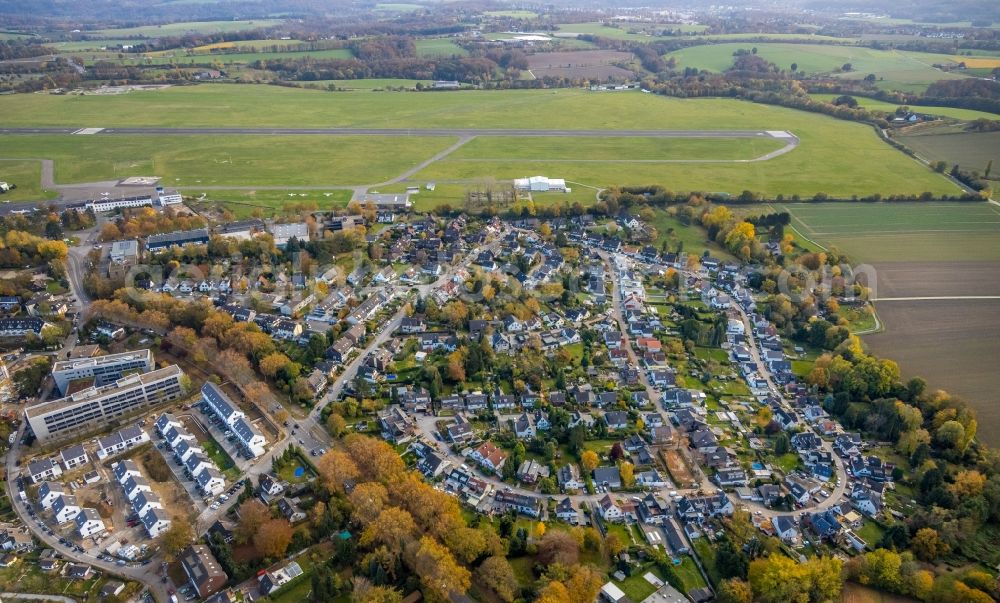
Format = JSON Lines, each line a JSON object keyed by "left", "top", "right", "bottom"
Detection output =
{"left": 270, "top": 222, "right": 309, "bottom": 249}
{"left": 108, "top": 240, "right": 140, "bottom": 279}
{"left": 25, "top": 365, "right": 186, "bottom": 442}
{"left": 51, "top": 349, "right": 154, "bottom": 396}
{"left": 146, "top": 228, "right": 210, "bottom": 252}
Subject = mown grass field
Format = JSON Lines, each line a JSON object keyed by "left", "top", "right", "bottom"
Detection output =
{"left": 0, "top": 85, "right": 958, "bottom": 197}
{"left": 0, "top": 134, "right": 458, "bottom": 187}
{"left": 809, "top": 93, "right": 1000, "bottom": 120}
{"left": 446, "top": 136, "right": 786, "bottom": 161}
{"left": 87, "top": 19, "right": 287, "bottom": 37}
{"left": 0, "top": 160, "right": 58, "bottom": 201}
{"left": 666, "top": 43, "right": 974, "bottom": 92}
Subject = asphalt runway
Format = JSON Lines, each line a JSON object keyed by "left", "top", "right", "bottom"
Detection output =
{"left": 0, "top": 126, "right": 796, "bottom": 139}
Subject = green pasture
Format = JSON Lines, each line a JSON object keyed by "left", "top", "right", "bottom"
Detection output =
{"left": 691, "top": 33, "right": 854, "bottom": 42}
{"left": 0, "top": 160, "right": 58, "bottom": 202}
{"left": 666, "top": 43, "right": 974, "bottom": 93}
{"left": 809, "top": 93, "right": 1000, "bottom": 120}
{"left": 87, "top": 19, "right": 287, "bottom": 38}
{"left": 0, "top": 134, "right": 458, "bottom": 187}
{"left": 415, "top": 38, "right": 468, "bottom": 57}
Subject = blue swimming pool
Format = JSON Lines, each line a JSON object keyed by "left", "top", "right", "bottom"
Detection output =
{"left": 751, "top": 462, "right": 765, "bottom": 470}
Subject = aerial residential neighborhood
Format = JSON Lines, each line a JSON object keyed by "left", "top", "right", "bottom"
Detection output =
{"left": 0, "top": 1, "right": 997, "bottom": 602}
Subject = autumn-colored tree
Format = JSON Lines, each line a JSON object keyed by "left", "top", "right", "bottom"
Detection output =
{"left": 259, "top": 352, "right": 292, "bottom": 379}
{"left": 911, "top": 527, "right": 950, "bottom": 562}
{"left": 562, "top": 564, "right": 603, "bottom": 603}
{"left": 360, "top": 507, "right": 417, "bottom": 558}
{"left": 202, "top": 311, "right": 234, "bottom": 342}
{"left": 580, "top": 450, "right": 599, "bottom": 473}
{"left": 949, "top": 469, "right": 986, "bottom": 498}
{"left": 537, "top": 531, "right": 580, "bottom": 566}
{"left": 235, "top": 499, "right": 271, "bottom": 544}
{"left": 604, "top": 533, "right": 625, "bottom": 557}
{"left": 749, "top": 554, "right": 842, "bottom": 603}
{"left": 536, "top": 581, "right": 571, "bottom": 603}
{"left": 349, "top": 482, "right": 389, "bottom": 526}
{"left": 442, "top": 525, "right": 488, "bottom": 564}
{"left": 619, "top": 461, "right": 635, "bottom": 488}
{"left": 316, "top": 449, "right": 360, "bottom": 493}
{"left": 326, "top": 412, "right": 347, "bottom": 438}
{"left": 447, "top": 350, "right": 466, "bottom": 382}
{"left": 344, "top": 435, "right": 405, "bottom": 483}
{"left": 717, "top": 578, "right": 753, "bottom": 603}
{"left": 410, "top": 536, "right": 471, "bottom": 600}
{"left": 352, "top": 577, "right": 403, "bottom": 603}
{"left": 534, "top": 522, "right": 546, "bottom": 539}
{"left": 476, "top": 556, "right": 518, "bottom": 603}
{"left": 255, "top": 518, "right": 293, "bottom": 557}
{"left": 167, "top": 325, "right": 197, "bottom": 350}
{"left": 161, "top": 521, "right": 193, "bottom": 560}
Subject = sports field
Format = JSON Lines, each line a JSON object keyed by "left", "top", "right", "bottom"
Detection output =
{"left": 0, "top": 85, "right": 958, "bottom": 197}
{"left": 667, "top": 43, "right": 974, "bottom": 93}
{"left": 761, "top": 201, "right": 1000, "bottom": 441}
{"left": 809, "top": 93, "right": 1000, "bottom": 121}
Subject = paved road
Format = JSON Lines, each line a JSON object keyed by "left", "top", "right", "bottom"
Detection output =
{"left": 0, "top": 127, "right": 795, "bottom": 139}
{"left": 4, "top": 422, "right": 171, "bottom": 603}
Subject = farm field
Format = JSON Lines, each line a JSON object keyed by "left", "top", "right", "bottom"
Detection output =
{"left": 809, "top": 93, "right": 1000, "bottom": 120}
{"left": 666, "top": 43, "right": 973, "bottom": 92}
{"left": 0, "top": 160, "right": 58, "bottom": 202}
{"left": 897, "top": 130, "right": 1000, "bottom": 174}
{"left": 762, "top": 202, "right": 1000, "bottom": 443}
{"left": 770, "top": 202, "right": 1000, "bottom": 262}
{"left": 865, "top": 300, "right": 1000, "bottom": 444}
{"left": 87, "top": 19, "right": 287, "bottom": 37}
{"left": 526, "top": 50, "right": 635, "bottom": 80}
{"left": 0, "top": 134, "right": 459, "bottom": 187}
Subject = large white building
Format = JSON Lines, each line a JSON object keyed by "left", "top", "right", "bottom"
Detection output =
{"left": 514, "top": 176, "right": 569, "bottom": 193}
{"left": 51, "top": 349, "right": 154, "bottom": 396}
{"left": 25, "top": 365, "right": 186, "bottom": 441}
{"left": 85, "top": 195, "right": 154, "bottom": 213}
